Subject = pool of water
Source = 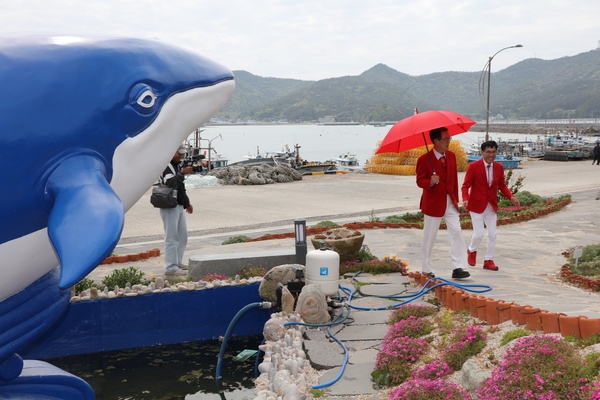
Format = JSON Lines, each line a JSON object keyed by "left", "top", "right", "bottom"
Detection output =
{"left": 46, "top": 335, "right": 263, "bottom": 400}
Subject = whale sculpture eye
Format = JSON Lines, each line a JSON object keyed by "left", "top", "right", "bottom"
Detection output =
{"left": 129, "top": 83, "right": 158, "bottom": 115}
{"left": 137, "top": 90, "right": 156, "bottom": 108}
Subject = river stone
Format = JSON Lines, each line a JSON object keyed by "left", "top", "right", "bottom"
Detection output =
{"left": 259, "top": 264, "right": 303, "bottom": 302}
{"left": 461, "top": 358, "right": 491, "bottom": 393}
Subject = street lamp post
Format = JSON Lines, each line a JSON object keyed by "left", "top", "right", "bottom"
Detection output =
{"left": 484, "top": 44, "right": 523, "bottom": 141}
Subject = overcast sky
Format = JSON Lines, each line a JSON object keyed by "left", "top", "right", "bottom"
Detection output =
{"left": 1, "top": 0, "right": 599, "bottom": 81}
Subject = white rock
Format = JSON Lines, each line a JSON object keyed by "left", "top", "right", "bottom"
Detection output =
{"left": 70, "top": 296, "right": 81, "bottom": 303}
{"left": 258, "top": 361, "right": 271, "bottom": 374}
{"left": 272, "top": 370, "right": 292, "bottom": 396}
{"left": 263, "top": 318, "right": 286, "bottom": 342}
{"left": 155, "top": 277, "right": 164, "bottom": 289}
{"left": 107, "top": 291, "right": 116, "bottom": 299}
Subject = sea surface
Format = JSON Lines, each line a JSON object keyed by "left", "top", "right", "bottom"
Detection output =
{"left": 191, "top": 124, "right": 576, "bottom": 165}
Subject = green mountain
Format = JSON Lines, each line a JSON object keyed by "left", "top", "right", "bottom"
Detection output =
{"left": 215, "top": 50, "right": 600, "bottom": 122}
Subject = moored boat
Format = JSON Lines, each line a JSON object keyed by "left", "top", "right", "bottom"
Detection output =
{"left": 330, "top": 152, "right": 363, "bottom": 172}
{"left": 228, "top": 144, "right": 337, "bottom": 174}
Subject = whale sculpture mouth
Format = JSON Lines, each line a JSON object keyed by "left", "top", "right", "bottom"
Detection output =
{"left": 110, "top": 79, "right": 235, "bottom": 212}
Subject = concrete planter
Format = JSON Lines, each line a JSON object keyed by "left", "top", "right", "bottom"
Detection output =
{"left": 310, "top": 229, "right": 365, "bottom": 263}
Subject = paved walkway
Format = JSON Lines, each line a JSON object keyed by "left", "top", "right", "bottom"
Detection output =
{"left": 86, "top": 186, "right": 600, "bottom": 398}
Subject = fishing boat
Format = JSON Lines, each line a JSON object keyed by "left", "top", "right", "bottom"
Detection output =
{"left": 330, "top": 153, "right": 363, "bottom": 172}
{"left": 228, "top": 146, "right": 293, "bottom": 168}
{"left": 229, "top": 144, "right": 337, "bottom": 174}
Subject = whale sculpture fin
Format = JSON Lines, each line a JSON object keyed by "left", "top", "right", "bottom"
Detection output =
{"left": 46, "top": 155, "right": 124, "bottom": 289}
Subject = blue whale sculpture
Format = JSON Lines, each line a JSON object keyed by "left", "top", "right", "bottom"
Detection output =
{"left": 0, "top": 35, "right": 234, "bottom": 397}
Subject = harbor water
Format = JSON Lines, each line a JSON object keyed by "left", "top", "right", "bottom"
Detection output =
{"left": 194, "top": 124, "right": 596, "bottom": 166}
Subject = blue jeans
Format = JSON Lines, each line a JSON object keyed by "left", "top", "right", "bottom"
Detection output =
{"left": 160, "top": 205, "right": 188, "bottom": 272}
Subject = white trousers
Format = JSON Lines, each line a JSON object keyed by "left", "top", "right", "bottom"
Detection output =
{"left": 160, "top": 205, "right": 188, "bottom": 272}
{"left": 468, "top": 203, "right": 497, "bottom": 261}
{"left": 421, "top": 195, "right": 468, "bottom": 273}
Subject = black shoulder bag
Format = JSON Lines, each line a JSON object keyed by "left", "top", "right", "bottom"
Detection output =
{"left": 150, "top": 164, "right": 179, "bottom": 208}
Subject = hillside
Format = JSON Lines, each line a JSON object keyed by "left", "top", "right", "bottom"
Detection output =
{"left": 214, "top": 50, "right": 600, "bottom": 122}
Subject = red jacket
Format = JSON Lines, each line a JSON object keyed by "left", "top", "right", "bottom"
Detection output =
{"left": 461, "top": 159, "right": 514, "bottom": 213}
{"left": 416, "top": 150, "right": 460, "bottom": 217}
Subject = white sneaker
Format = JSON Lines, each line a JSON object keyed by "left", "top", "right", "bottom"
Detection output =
{"left": 165, "top": 268, "right": 187, "bottom": 277}
{"left": 178, "top": 264, "right": 188, "bottom": 270}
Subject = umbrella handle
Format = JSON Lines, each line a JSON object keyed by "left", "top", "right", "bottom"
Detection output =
{"left": 423, "top": 133, "right": 437, "bottom": 175}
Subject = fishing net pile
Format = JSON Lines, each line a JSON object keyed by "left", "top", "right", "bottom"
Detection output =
{"left": 207, "top": 164, "right": 303, "bottom": 185}
{"left": 366, "top": 141, "right": 468, "bottom": 175}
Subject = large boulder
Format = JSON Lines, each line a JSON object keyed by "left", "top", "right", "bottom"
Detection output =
{"left": 259, "top": 264, "right": 303, "bottom": 302}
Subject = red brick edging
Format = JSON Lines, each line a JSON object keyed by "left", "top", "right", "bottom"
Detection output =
{"left": 409, "top": 268, "right": 599, "bottom": 340}
{"left": 246, "top": 197, "right": 572, "bottom": 242}
{"left": 100, "top": 248, "right": 161, "bottom": 265}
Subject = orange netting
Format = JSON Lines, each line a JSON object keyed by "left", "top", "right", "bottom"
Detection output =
{"left": 366, "top": 141, "right": 468, "bottom": 175}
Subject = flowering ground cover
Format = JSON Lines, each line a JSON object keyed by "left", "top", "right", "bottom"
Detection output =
{"left": 376, "top": 303, "right": 600, "bottom": 400}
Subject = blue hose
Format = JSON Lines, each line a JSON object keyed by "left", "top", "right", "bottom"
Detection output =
{"left": 295, "top": 274, "right": 493, "bottom": 389}
{"left": 215, "top": 302, "right": 271, "bottom": 391}
{"left": 342, "top": 275, "right": 492, "bottom": 310}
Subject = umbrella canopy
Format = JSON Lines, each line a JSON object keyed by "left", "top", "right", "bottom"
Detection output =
{"left": 376, "top": 110, "right": 476, "bottom": 154}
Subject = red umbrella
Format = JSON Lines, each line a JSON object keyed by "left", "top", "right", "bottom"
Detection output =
{"left": 376, "top": 109, "right": 476, "bottom": 154}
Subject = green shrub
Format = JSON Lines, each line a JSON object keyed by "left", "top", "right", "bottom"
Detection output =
{"left": 498, "top": 168, "right": 525, "bottom": 202}
{"left": 500, "top": 328, "right": 530, "bottom": 346}
{"left": 514, "top": 190, "right": 543, "bottom": 206}
{"left": 383, "top": 215, "right": 406, "bottom": 224}
{"left": 356, "top": 246, "right": 378, "bottom": 262}
{"left": 342, "top": 256, "right": 407, "bottom": 275}
{"left": 101, "top": 266, "right": 151, "bottom": 289}
{"left": 222, "top": 235, "right": 251, "bottom": 245}
{"left": 567, "top": 243, "right": 600, "bottom": 276}
{"left": 581, "top": 352, "right": 600, "bottom": 377}
{"left": 74, "top": 277, "right": 98, "bottom": 295}
{"left": 368, "top": 209, "right": 380, "bottom": 222}
{"left": 580, "top": 333, "right": 600, "bottom": 347}
{"left": 313, "top": 220, "right": 339, "bottom": 228}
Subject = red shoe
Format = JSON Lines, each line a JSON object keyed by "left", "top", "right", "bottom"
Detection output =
{"left": 483, "top": 260, "right": 499, "bottom": 271}
{"left": 467, "top": 250, "right": 477, "bottom": 266}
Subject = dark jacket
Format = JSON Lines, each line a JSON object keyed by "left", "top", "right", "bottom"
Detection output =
{"left": 161, "top": 161, "right": 190, "bottom": 209}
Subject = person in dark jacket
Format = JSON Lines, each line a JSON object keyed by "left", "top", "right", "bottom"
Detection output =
{"left": 160, "top": 146, "right": 194, "bottom": 276}
{"left": 593, "top": 142, "right": 600, "bottom": 165}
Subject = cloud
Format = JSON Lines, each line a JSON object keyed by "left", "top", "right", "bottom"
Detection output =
{"left": 1, "top": 0, "right": 599, "bottom": 80}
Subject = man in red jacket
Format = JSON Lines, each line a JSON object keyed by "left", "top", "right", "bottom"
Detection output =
{"left": 416, "top": 127, "right": 470, "bottom": 279}
{"left": 462, "top": 140, "right": 520, "bottom": 271}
